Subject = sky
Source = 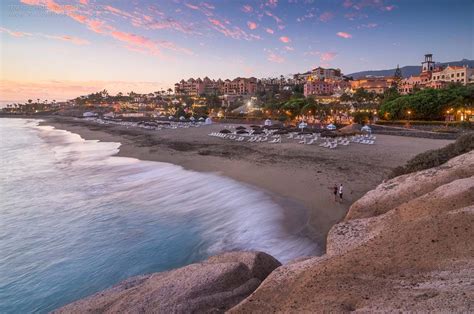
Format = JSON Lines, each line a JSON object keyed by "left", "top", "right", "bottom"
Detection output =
{"left": 0, "top": 0, "right": 473, "bottom": 102}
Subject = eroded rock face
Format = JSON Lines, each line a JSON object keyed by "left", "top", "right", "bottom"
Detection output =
{"left": 53, "top": 251, "right": 280, "bottom": 314}
{"left": 231, "top": 151, "right": 474, "bottom": 313}
{"left": 346, "top": 150, "right": 474, "bottom": 220}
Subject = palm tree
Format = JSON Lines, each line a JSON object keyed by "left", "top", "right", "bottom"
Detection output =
{"left": 167, "top": 88, "right": 173, "bottom": 95}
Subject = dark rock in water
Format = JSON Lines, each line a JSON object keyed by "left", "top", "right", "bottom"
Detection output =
{"left": 53, "top": 251, "right": 281, "bottom": 314}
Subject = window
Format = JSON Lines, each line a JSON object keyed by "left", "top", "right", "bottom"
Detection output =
{"left": 451, "top": 74, "right": 454, "bottom": 78}
{"left": 461, "top": 72, "right": 464, "bottom": 76}
{"left": 457, "top": 73, "right": 460, "bottom": 77}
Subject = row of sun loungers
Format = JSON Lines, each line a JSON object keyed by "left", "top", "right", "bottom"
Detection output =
{"left": 211, "top": 129, "right": 377, "bottom": 148}
{"left": 83, "top": 117, "right": 203, "bottom": 130}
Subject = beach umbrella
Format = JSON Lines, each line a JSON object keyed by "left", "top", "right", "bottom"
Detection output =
{"left": 361, "top": 125, "right": 372, "bottom": 132}
{"left": 236, "top": 126, "right": 246, "bottom": 130}
{"left": 298, "top": 122, "right": 308, "bottom": 130}
{"left": 326, "top": 123, "right": 337, "bottom": 130}
{"left": 168, "top": 116, "right": 174, "bottom": 120}
{"left": 264, "top": 119, "right": 272, "bottom": 126}
{"left": 179, "top": 116, "right": 185, "bottom": 121}
{"left": 205, "top": 117, "right": 213, "bottom": 125}
{"left": 219, "top": 129, "right": 231, "bottom": 134}
{"left": 190, "top": 116, "right": 195, "bottom": 121}
{"left": 199, "top": 117, "right": 205, "bottom": 121}
{"left": 236, "top": 130, "right": 248, "bottom": 134}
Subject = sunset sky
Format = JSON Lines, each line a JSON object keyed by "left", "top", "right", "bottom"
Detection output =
{"left": 0, "top": 0, "right": 472, "bottom": 103}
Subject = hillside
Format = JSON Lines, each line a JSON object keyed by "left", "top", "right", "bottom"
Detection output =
{"left": 347, "top": 59, "right": 474, "bottom": 79}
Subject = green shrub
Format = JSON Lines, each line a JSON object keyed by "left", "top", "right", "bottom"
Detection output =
{"left": 389, "top": 133, "right": 474, "bottom": 178}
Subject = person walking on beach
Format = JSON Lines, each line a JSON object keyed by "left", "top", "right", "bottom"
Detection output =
{"left": 339, "top": 184, "right": 343, "bottom": 201}
{"left": 333, "top": 184, "right": 338, "bottom": 202}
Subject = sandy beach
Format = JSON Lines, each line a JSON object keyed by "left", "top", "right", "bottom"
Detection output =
{"left": 40, "top": 116, "right": 454, "bottom": 250}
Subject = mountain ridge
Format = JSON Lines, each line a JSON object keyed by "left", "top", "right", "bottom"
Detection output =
{"left": 347, "top": 59, "right": 474, "bottom": 79}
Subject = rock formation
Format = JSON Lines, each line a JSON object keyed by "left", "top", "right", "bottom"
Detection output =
{"left": 231, "top": 151, "right": 474, "bottom": 312}
{"left": 53, "top": 251, "right": 280, "bottom": 313}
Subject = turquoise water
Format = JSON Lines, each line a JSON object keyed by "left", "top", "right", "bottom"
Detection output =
{"left": 0, "top": 119, "right": 318, "bottom": 313}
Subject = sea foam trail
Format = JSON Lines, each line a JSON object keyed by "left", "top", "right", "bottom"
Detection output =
{"left": 0, "top": 118, "right": 318, "bottom": 313}
{"left": 34, "top": 121, "right": 319, "bottom": 262}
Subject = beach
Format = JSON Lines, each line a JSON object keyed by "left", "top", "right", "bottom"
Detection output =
{"left": 39, "top": 116, "right": 454, "bottom": 249}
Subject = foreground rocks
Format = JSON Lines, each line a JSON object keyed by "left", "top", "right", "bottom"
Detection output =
{"left": 231, "top": 151, "right": 474, "bottom": 312}
{"left": 54, "top": 252, "right": 280, "bottom": 313}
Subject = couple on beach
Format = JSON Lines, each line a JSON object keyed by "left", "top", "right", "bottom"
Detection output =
{"left": 333, "top": 184, "right": 343, "bottom": 202}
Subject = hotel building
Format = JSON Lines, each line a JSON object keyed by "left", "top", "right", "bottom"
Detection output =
{"left": 398, "top": 54, "right": 474, "bottom": 94}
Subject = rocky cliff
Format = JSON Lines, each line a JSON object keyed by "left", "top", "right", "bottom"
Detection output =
{"left": 55, "top": 151, "right": 474, "bottom": 313}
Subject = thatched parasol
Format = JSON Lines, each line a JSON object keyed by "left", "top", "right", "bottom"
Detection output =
{"left": 236, "top": 126, "right": 247, "bottom": 130}
{"left": 274, "top": 130, "right": 289, "bottom": 135}
{"left": 236, "top": 130, "right": 248, "bottom": 134}
{"left": 219, "top": 129, "right": 232, "bottom": 134}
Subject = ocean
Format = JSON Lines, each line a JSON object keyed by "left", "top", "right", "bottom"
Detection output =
{"left": 0, "top": 118, "right": 318, "bottom": 313}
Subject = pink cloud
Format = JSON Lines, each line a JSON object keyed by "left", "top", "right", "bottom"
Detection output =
{"left": 247, "top": 21, "right": 257, "bottom": 30}
{"left": 358, "top": 22, "right": 378, "bottom": 28}
{"left": 242, "top": 5, "right": 253, "bottom": 13}
{"left": 319, "top": 11, "right": 334, "bottom": 22}
{"left": 0, "top": 27, "right": 32, "bottom": 37}
{"left": 265, "top": 11, "right": 283, "bottom": 24}
{"left": 201, "top": 2, "right": 215, "bottom": 10}
{"left": 265, "top": 0, "right": 278, "bottom": 8}
{"left": 208, "top": 18, "right": 256, "bottom": 40}
{"left": 265, "top": 28, "right": 274, "bottom": 34}
{"left": 382, "top": 5, "right": 396, "bottom": 11}
{"left": 267, "top": 51, "right": 284, "bottom": 63}
{"left": 41, "top": 34, "right": 90, "bottom": 45}
{"left": 343, "top": 0, "right": 397, "bottom": 12}
{"left": 321, "top": 52, "right": 337, "bottom": 62}
{"left": 336, "top": 31, "right": 352, "bottom": 39}
{"left": 185, "top": 3, "right": 200, "bottom": 10}
{"left": 79, "top": 0, "right": 89, "bottom": 5}
{"left": 284, "top": 46, "right": 294, "bottom": 51}
{"left": 344, "top": 12, "right": 368, "bottom": 20}
{"left": 279, "top": 36, "right": 290, "bottom": 43}
{"left": 0, "top": 27, "right": 89, "bottom": 45}
{"left": 343, "top": 0, "right": 353, "bottom": 8}
{"left": 20, "top": 0, "right": 194, "bottom": 57}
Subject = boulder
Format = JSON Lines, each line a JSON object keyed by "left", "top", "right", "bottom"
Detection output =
{"left": 54, "top": 251, "right": 280, "bottom": 314}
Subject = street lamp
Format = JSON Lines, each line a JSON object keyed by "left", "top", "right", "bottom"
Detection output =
{"left": 406, "top": 110, "right": 412, "bottom": 127}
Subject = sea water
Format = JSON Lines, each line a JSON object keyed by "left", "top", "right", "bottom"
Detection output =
{"left": 0, "top": 118, "right": 318, "bottom": 313}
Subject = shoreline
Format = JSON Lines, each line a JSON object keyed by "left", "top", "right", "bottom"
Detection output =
{"left": 34, "top": 116, "right": 454, "bottom": 250}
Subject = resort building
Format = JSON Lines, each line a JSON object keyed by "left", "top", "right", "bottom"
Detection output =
{"left": 430, "top": 65, "right": 473, "bottom": 85}
{"left": 399, "top": 54, "right": 474, "bottom": 94}
{"left": 310, "top": 67, "right": 342, "bottom": 80}
{"left": 350, "top": 77, "right": 396, "bottom": 94}
{"left": 174, "top": 77, "right": 257, "bottom": 96}
{"left": 222, "top": 77, "right": 258, "bottom": 96}
{"left": 174, "top": 78, "right": 205, "bottom": 96}
{"left": 304, "top": 78, "right": 350, "bottom": 97}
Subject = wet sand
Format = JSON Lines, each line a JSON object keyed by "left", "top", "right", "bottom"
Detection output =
{"left": 40, "top": 117, "right": 454, "bottom": 250}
